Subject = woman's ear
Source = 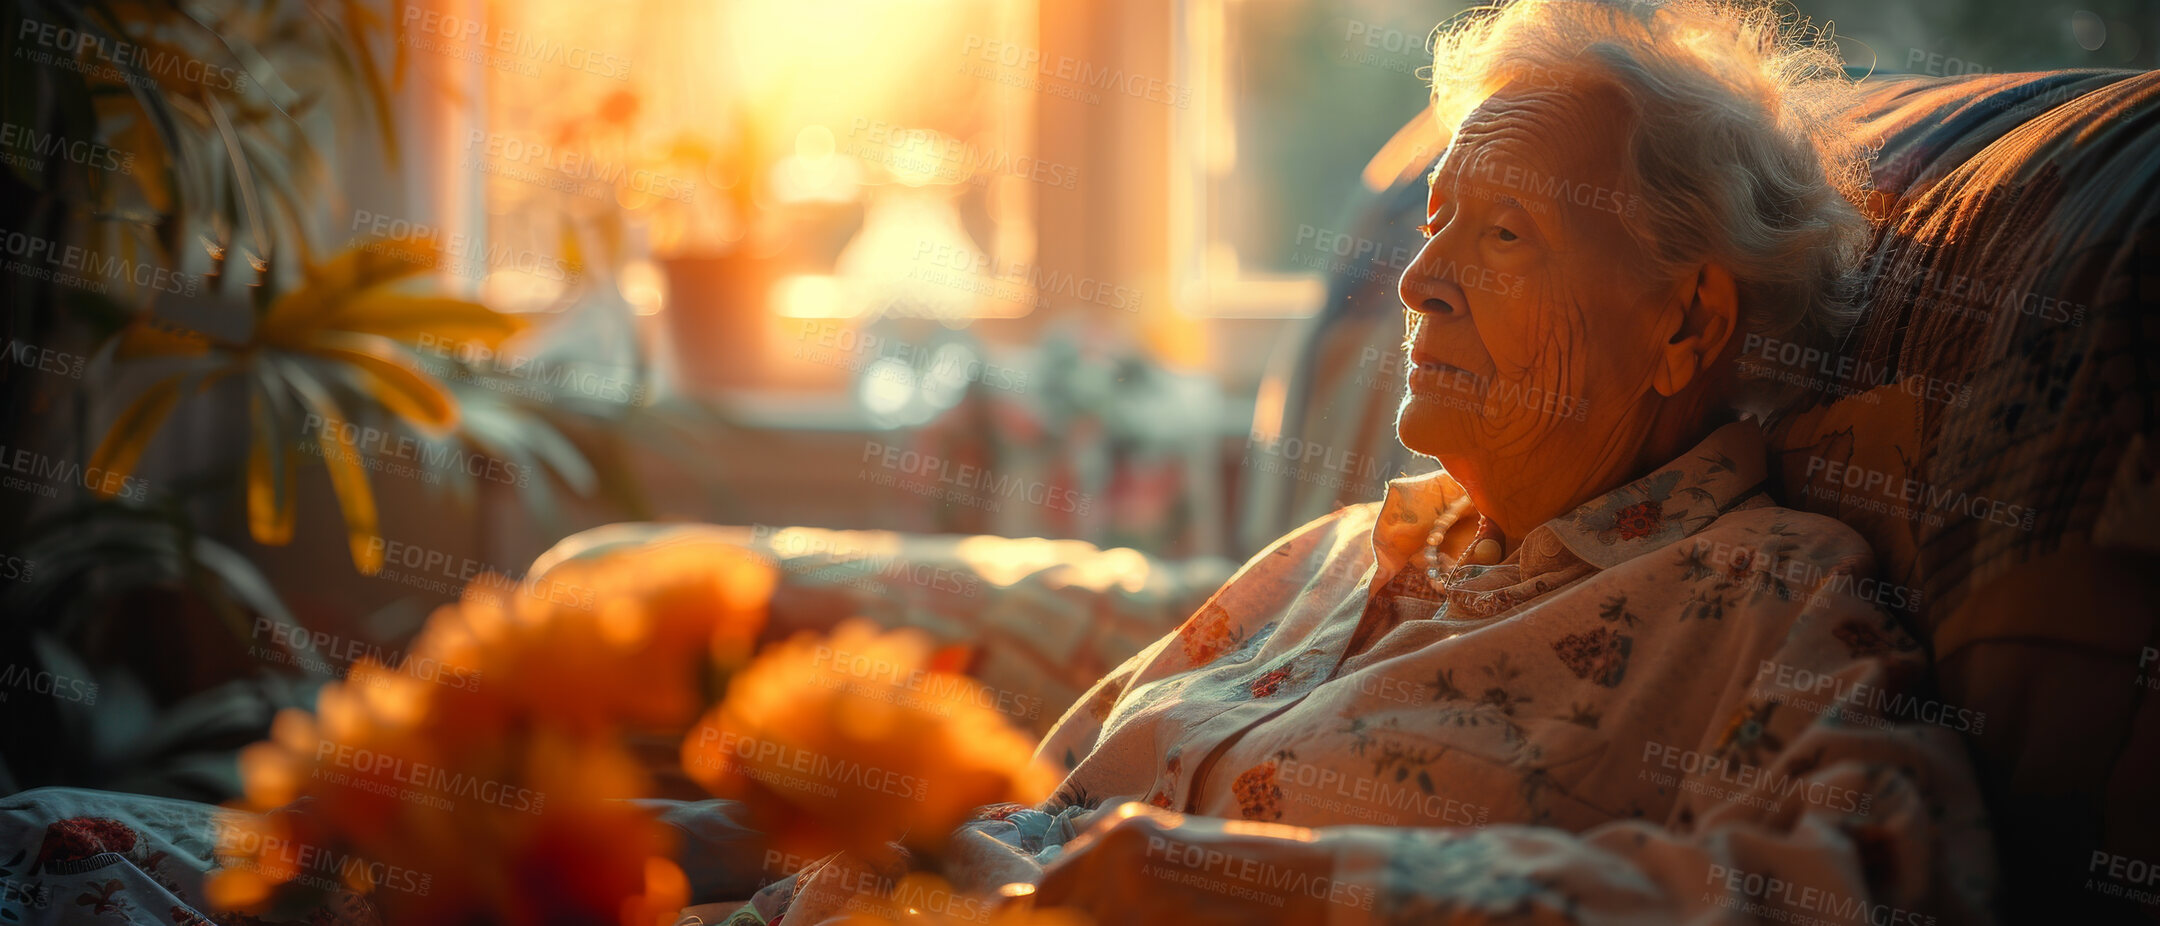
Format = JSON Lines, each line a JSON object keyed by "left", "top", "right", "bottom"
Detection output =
{"left": 1653, "top": 263, "right": 1738, "bottom": 397}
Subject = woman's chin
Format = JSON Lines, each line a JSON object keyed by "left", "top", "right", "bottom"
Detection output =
{"left": 1395, "top": 395, "right": 1476, "bottom": 459}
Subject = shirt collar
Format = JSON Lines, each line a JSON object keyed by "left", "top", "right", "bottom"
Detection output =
{"left": 1369, "top": 418, "right": 1770, "bottom": 579}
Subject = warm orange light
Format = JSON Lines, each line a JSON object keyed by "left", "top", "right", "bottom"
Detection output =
{"left": 772, "top": 274, "right": 857, "bottom": 318}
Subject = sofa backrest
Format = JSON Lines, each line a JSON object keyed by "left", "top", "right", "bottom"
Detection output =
{"left": 1236, "top": 110, "right": 1442, "bottom": 557}
{"left": 1773, "top": 69, "right": 2160, "bottom": 922}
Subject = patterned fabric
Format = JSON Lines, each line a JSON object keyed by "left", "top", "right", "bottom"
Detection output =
{"left": 0, "top": 791, "right": 775, "bottom": 925}
{"left": 773, "top": 420, "right": 1997, "bottom": 924}
{"left": 0, "top": 787, "right": 374, "bottom": 926}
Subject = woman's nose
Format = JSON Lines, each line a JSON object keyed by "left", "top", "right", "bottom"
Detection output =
{"left": 1399, "top": 262, "right": 1468, "bottom": 318}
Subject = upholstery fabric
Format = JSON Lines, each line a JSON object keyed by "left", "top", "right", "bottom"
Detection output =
{"left": 1779, "top": 69, "right": 2160, "bottom": 921}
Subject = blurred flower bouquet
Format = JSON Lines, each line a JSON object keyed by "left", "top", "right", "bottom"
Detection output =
{"left": 208, "top": 538, "right": 1060, "bottom": 925}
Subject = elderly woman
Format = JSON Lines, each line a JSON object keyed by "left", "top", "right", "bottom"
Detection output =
{"left": 761, "top": 0, "right": 1994, "bottom": 922}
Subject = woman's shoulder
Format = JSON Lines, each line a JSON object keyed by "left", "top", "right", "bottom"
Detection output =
{"left": 1687, "top": 499, "right": 1877, "bottom": 571}
{"left": 1225, "top": 501, "right": 1387, "bottom": 585}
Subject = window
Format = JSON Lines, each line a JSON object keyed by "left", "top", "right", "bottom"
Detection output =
{"left": 1171, "top": 0, "right": 1439, "bottom": 317}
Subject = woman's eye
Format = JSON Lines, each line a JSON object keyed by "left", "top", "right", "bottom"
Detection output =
{"left": 1493, "top": 225, "right": 1520, "bottom": 243}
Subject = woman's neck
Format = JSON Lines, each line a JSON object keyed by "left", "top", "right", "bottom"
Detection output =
{"left": 1450, "top": 406, "right": 1737, "bottom": 543}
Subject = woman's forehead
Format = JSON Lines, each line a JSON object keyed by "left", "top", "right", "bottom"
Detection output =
{"left": 1429, "top": 88, "right": 1636, "bottom": 233}
{"left": 1435, "top": 83, "right": 1627, "bottom": 186}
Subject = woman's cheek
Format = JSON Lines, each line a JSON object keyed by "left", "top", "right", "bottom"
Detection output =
{"left": 1476, "top": 246, "right": 1547, "bottom": 359}
{"left": 1485, "top": 287, "right": 1570, "bottom": 379}
{"left": 1520, "top": 294, "right": 1598, "bottom": 428}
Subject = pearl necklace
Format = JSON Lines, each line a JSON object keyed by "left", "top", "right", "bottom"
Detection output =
{"left": 1422, "top": 517, "right": 1506, "bottom": 593}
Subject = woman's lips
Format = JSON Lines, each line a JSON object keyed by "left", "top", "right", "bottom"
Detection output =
{"left": 1406, "top": 359, "right": 1486, "bottom": 397}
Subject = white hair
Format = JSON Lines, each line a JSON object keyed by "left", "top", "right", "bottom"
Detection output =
{"left": 1429, "top": 0, "right": 1875, "bottom": 413}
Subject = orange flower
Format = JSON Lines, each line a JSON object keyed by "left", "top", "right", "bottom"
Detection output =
{"left": 683, "top": 619, "right": 1059, "bottom": 862}
{"left": 214, "top": 541, "right": 776, "bottom": 925}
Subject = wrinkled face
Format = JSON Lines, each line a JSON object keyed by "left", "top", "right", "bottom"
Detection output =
{"left": 1395, "top": 77, "right": 1679, "bottom": 488}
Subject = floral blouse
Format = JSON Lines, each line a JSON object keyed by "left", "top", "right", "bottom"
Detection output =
{"left": 769, "top": 419, "right": 1998, "bottom": 924}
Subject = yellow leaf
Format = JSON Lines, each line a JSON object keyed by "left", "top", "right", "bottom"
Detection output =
{"left": 261, "top": 240, "right": 442, "bottom": 344}
{"left": 325, "top": 292, "right": 527, "bottom": 352}
{"left": 247, "top": 389, "right": 296, "bottom": 546}
{"left": 96, "top": 96, "right": 171, "bottom": 215}
{"left": 315, "top": 407, "right": 382, "bottom": 575}
{"left": 282, "top": 368, "right": 383, "bottom": 575}
{"left": 115, "top": 319, "right": 216, "bottom": 360}
{"left": 87, "top": 374, "right": 189, "bottom": 497}
{"left": 305, "top": 331, "right": 458, "bottom": 435}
